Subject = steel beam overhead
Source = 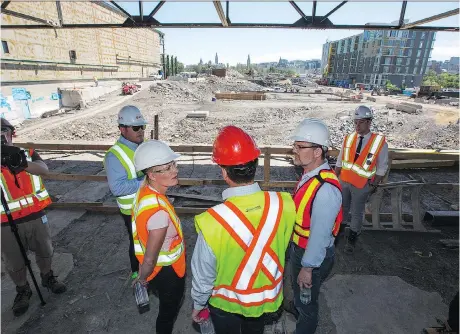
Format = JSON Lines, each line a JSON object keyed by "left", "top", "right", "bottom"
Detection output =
{"left": 1, "top": 1, "right": 10, "bottom": 10}
{"left": 56, "top": 1, "right": 63, "bottom": 26}
{"left": 139, "top": 1, "right": 143, "bottom": 22}
{"left": 398, "top": 1, "right": 407, "bottom": 27}
{"left": 213, "top": 1, "right": 228, "bottom": 27}
{"left": 403, "top": 8, "right": 459, "bottom": 29}
{"left": 289, "top": 1, "right": 308, "bottom": 22}
{"left": 147, "top": 1, "right": 164, "bottom": 20}
{"left": 2, "top": 23, "right": 458, "bottom": 31}
{"left": 320, "top": 1, "right": 347, "bottom": 23}
{"left": 312, "top": 1, "right": 317, "bottom": 23}
{"left": 226, "top": 1, "right": 231, "bottom": 24}
{"left": 109, "top": 1, "right": 135, "bottom": 22}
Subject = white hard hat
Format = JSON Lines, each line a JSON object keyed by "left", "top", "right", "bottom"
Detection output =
{"left": 354, "top": 105, "right": 373, "bottom": 120}
{"left": 134, "top": 140, "right": 180, "bottom": 172}
{"left": 118, "top": 105, "right": 147, "bottom": 126}
{"left": 289, "top": 118, "right": 330, "bottom": 147}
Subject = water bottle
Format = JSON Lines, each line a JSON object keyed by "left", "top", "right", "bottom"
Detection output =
{"left": 300, "top": 286, "right": 311, "bottom": 305}
{"left": 198, "top": 308, "right": 215, "bottom": 334}
{"left": 134, "top": 281, "right": 150, "bottom": 314}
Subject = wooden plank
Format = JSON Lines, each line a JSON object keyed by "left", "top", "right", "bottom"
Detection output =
{"left": 166, "top": 192, "right": 221, "bottom": 202}
{"left": 264, "top": 151, "right": 271, "bottom": 185}
{"left": 14, "top": 141, "right": 460, "bottom": 161}
{"left": 391, "top": 160, "right": 456, "bottom": 169}
{"left": 391, "top": 187, "right": 403, "bottom": 229}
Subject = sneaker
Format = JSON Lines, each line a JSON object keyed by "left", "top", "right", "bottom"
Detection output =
{"left": 12, "top": 283, "right": 32, "bottom": 317}
{"left": 41, "top": 270, "right": 66, "bottom": 294}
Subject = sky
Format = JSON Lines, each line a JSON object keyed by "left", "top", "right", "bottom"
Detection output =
{"left": 117, "top": 1, "right": 460, "bottom": 65}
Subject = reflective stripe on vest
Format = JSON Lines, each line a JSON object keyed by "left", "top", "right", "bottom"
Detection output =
{"left": 292, "top": 170, "right": 342, "bottom": 249}
{"left": 1, "top": 149, "right": 51, "bottom": 221}
{"left": 107, "top": 141, "right": 139, "bottom": 214}
{"left": 208, "top": 192, "right": 284, "bottom": 305}
{"left": 341, "top": 133, "right": 385, "bottom": 179}
{"left": 132, "top": 193, "right": 184, "bottom": 267}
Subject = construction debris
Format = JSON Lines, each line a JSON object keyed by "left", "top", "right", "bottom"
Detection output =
{"left": 186, "top": 111, "right": 209, "bottom": 119}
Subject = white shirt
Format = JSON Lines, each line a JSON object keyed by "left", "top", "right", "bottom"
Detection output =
{"left": 336, "top": 131, "right": 389, "bottom": 176}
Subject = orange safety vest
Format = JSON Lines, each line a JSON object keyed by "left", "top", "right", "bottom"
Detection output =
{"left": 1, "top": 149, "right": 51, "bottom": 223}
{"left": 292, "top": 169, "right": 342, "bottom": 249}
{"left": 131, "top": 184, "right": 186, "bottom": 282}
{"left": 340, "top": 132, "right": 386, "bottom": 189}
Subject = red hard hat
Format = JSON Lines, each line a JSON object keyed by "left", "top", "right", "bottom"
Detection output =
{"left": 212, "top": 126, "right": 261, "bottom": 165}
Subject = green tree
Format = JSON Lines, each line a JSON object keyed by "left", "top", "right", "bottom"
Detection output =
{"left": 177, "top": 62, "right": 185, "bottom": 73}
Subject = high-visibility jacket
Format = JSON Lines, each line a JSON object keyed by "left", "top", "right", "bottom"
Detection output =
{"left": 292, "top": 169, "right": 342, "bottom": 249}
{"left": 105, "top": 139, "right": 143, "bottom": 215}
{"left": 195, "top": 190, "right": 296, "bottom": 317}
{"left": 340, "top": 132, "right": 386, "bottom": 189}
{"left": 1, "top": 149, "right": 51, "bottom": 223}
{"left": 132, "top": 184, "right": 186, "bottom": 282}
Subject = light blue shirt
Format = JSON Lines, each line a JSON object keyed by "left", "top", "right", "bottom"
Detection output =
{"left": 191, "top": 183, "right": 262, "bottom": 310}
{"left": 104, "top": 136, "right": 144, "bottom": 198}
{"left": 297, "top": 160, "right": 342, "bottom": 268}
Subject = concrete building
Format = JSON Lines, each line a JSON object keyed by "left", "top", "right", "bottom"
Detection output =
{"left": 426, "top": 60, "right": 443, "bottom": 74}
{"left": 305, "top": 59, "right": 321, "bottom": 70}
{"left": 321, "top": 21, "right": 436, "bottom": 88}
{"left": 0, "top": 2, "right": 163, "bottom": 124}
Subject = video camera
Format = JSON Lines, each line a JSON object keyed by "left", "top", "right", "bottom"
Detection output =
{"left": 1, "top": 135, "right": 28, "bottom": 173}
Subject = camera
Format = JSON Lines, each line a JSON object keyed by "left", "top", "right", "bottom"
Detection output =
{"left": 1, "top": 135, "right": 28, "bottom": 173}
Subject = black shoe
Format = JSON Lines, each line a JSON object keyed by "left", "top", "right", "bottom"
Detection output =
{"left": 12, "top": 283, "right": 32, "bottom": 317}
{"left": 345, "top": 229, "right": 358, "bottom": 254}
{"left": 41, "top": 270, "right": 67, "bottom": 294}
{"left": 283, "top": 299, "right": 299, "bottom": 320}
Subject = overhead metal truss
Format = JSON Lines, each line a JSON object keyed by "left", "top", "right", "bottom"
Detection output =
{"left": 1, "top": 1, "right": 458, "bottom": 31}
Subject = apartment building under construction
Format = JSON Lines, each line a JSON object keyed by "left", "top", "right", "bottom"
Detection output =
{"left": 321, "top": 21, "right": 436, "bottom": 88}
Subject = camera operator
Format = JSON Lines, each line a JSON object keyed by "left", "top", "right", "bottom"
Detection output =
{"left": 1, "top": 118, "right": 66, "bottom": 317}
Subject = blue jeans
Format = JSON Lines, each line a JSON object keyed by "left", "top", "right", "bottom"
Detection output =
{"left": 290, "top": 243, "right": 335, "bottom": 334}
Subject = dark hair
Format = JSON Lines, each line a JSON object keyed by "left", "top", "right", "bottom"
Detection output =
{"left": 221, "top": 158, "right": 258, "bottom": 184}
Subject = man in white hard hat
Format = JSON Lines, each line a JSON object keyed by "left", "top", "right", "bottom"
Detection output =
{"left": 335, "top": 105, "right": 388, "bottom": 253}
{"left": 286, "top": 119, "right": 342, "bottom": 334}
{"left": 104, "top": 105, "right": 147, "bottom": 279}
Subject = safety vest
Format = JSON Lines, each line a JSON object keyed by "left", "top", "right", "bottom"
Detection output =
{"left": 1, "top": 149, "right": 51, "bottom": 223}
{"left": 292, "top": 169, "right": 342, "bottom": 249}
{"left": 132, "top": 184, "right": 186, "bottom": 282}
{"left": 340, "top": 132, "right": 386, "bottom": 189}
{"left": 104, "top": 138, "right": 143, "bottom": 215}
{"left": 195, "top": 190, "right": 296, "bottom": 317}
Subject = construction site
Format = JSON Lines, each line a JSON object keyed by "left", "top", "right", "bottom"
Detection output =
{"left": 1, "top": 2, "right": 459, "bottom": 334}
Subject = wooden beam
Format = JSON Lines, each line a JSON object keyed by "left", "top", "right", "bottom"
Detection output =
{"left": 402, "top": 8, "right": 459, "bottom": 29}
{"left": 15, "top": 141, "right": 459, "bottom": 161}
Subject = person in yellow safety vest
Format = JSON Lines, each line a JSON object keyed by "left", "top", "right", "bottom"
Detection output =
{"left": 191, "top": 125, "right": 296, "bottom": 334}
{"left": 103, "top": 105, "right": 147, "bottom": 279}
{"left": 1, "top": 118, "right": 66, "bottom": 317}
{"left": 285, "top": 118, "right": 342, "bottom": 334}
{"left": 335, "top": 106, "right": 388, "bottom": 253}
{"left": 131, "top": 140, "right": 186, "bottom": 334}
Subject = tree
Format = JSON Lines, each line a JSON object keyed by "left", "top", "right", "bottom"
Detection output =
{"left": 177, "top": 62, "right": 185, "bottom": 73}
{"left": 422, "top": 70, "right": 459, "bottom": 88}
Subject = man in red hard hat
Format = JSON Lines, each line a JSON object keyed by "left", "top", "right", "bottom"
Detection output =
{"left": 190, "top": 125, "right": 296, "bottom": 333}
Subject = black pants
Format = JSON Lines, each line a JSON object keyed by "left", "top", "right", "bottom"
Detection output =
{"left": 149, "top": 266, "right": 185, "bottom": 334}
{"left": 209, "top": 305, "right": 266, "bottom": 334}
{"left": 121, "top": 213, "right": 139, "bottom": 273}
{"left": 448, "top": 292, "right": 459, "bottom": 332}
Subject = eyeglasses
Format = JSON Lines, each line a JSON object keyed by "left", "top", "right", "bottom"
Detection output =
{"left": 292, "top": 144, "right": 320, "bottom": 151}
{"left": 131, "top": 125, "right": 146, "bottom": 132}
{"left": 153, "top": 161, "right": 178, "bottom": 174}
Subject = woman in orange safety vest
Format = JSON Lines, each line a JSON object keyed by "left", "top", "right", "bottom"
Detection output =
{"left": 131, "top": 140, "right": 186, "bottom": 334}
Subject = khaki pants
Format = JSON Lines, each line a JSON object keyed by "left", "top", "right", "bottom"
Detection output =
{"left": 1, "top": 216, "right": 53, "bottom": 287}
{"left": 341, "top": 181, "right": 371, "bottom": 234}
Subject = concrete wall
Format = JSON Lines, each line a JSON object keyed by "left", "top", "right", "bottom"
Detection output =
{"left": 1, "top": 2, "right": 162, "bottom": 83}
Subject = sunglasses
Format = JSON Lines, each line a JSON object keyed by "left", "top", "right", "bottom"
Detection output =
{"left": 123, "top": 125, "right": 146, "bottom": 132}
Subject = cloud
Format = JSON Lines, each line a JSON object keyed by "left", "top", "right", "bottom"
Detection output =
{"left": 431, "top": 45, "right": 460, "bottom": 61}
{"left": 252, "top": 48, "right": 323, "bottom": 63}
